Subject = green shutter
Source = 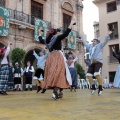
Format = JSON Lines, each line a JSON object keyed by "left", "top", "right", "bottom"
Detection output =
{"left": 68, "top": 30, "right": 76, "bottom": 49}
{"left": 0, "top": 7, "right": 10, "bottom": 36}
{"left": 34, "top": 18, "right": 47, "bottom": 41}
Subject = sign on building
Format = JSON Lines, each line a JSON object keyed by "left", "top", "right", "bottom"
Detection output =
{"left": 0, "top": 7, "right": 10, "bottom": 36}
{"left": 68, "top": 30, "right": 76, "bottom": 49}
{"left": 34, "top": 18, "right": 47, "bottom": 42}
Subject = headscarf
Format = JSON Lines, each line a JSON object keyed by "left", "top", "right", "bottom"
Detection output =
{"left": 0, "top": 46, "right": 6, "bottom": 56}
{"left": 46, "top": 28, "right": 57, "bottom": 44}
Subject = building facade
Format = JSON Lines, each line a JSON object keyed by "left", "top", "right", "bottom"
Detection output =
{"left": 93, "top": 21, "right": 99, "bottom": 39}
{"left": 0, "top": 0, "right": 85, "bottom": 68}
{"left": 93, "top": 0, "right": 120, "bottom": 83}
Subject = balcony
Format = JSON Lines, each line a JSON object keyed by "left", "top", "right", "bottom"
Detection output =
{"left": 108, "top": 56, "right": 118, "bottom": 63}
{"left": 9, "top": 9, "right": 51, "bottom": 28}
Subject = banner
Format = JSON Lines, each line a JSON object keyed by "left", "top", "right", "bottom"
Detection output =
{"left": 68, "top": 30, "right": 76, "bottom": 49}
{"left": 34, "top": 18, "right": 47, "bottom": 41}
{"left": 0, "top": 7, "right": 10, "bottom": 36}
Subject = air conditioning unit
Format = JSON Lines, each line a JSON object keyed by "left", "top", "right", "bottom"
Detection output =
{"left": 18, "top": 25, "right": 26, "bottom": 29}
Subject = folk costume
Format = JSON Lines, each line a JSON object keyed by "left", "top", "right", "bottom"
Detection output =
{"left": 83, "top": 36, "right": 110, "bottom": 95}
{"left": 43, "top": 28, "right": 72, "bottom": 100}
{"left": 113, "top": 51, "right": 120, "bottom": 88}
{"left": 0, "top": 45, "right": 10, "bottom": 95}
{"left": 33, "top": 50, "right": 48, "bottom": 93}
{"left": 8, "top": 63, "right": 14, "bottom": 91}
{"left": 13, "top": 62, "right": 23, "bottom": 91}
{"left": 67, "top": 55, "right": 78, "bottom": 91}
{"left": 24, "top": 64, "right": 34, "bottom": 91}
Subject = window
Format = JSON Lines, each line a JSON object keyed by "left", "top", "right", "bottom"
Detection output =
{"left": 31, "top": 1, "right": 43, "bottom": 24}
{"left": 0, "top": 0, "right": 5, "bottom": 7}
{"left": 107, "top": 1, "right": 117, "bottom": 12}
{"left": 63, "top": 13, "right": 71, "bottom": 31}
{"left": 109, "top": 72, "right": 115, "bottom": 83}
{"left": 109, "top": 44, "right": 119, "bottom": 63}
{"left": 108, "top": 22, "right": 119, "bottom": 39}
{"left": 117, "top": 0, "right": 120, "bottom": 4}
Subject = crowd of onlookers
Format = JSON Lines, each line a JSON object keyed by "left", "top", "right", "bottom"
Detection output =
{"left": 8, "top": 61, "right": 35, "bottom": 92}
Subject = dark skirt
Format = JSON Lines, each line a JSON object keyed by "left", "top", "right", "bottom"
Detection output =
{"left": 34, "top": 68, "right": 44, "bottom": 79}
{"left": 0, "top": 64, "right": 9, "bottom": 91}
{"left": 69, "top": 68, "right": 77, "bottom": 87}
{"left": 25, "top": 77, "right": 32, "bottom": 84}
{"left": 14, "top": 77, "right": 21, "bottom": 84}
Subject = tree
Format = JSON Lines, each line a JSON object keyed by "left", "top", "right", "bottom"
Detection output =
{"left": 75, "top": 63, "right": 86, "bottom": 79}
{"left": 11, "top": 48, "right": 26, "bottom": 67}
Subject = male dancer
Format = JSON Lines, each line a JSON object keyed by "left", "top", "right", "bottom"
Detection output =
{"left": 33, "top": 49, "right": 48, "bottom": 93}
{"left": 82, "top": 31, "right": 112, "bottom": 95}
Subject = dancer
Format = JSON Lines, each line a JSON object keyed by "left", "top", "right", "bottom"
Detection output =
{"left": 67, "top": 54, "right": 78, "bottom": 92}
{"left": 82, "top": 31, "right": 112, "bottom": 95}
{"left": 112, "top": 46, "right": 120, "bottom": 88}
{"left": 24, "top": 61, "right": 35, "bottom": 91}
{"left": 43, "top": 18, "right": 75, "bottom": 100}
{"left": 33, "top": 49, "right": 48, "bottom": 93}
{"left": 0, "top": 42, "right": 12, "bottom": 95}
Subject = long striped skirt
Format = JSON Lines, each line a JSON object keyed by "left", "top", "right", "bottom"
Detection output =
{"left": 0, "top": 64, "right": 9, "bottom": 91}
{"left": 69, "top": 68, "right": 77, "bottom": 88}
{"left": 43, "top": 51, "right": 70, "bottom": 89}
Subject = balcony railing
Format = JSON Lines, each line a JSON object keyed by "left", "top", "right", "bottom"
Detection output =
{"left": 108, "top": 56, "right": 118, "bottom": 63}
{"left": 0, "top": 0, "right": 5, "bottom": 7}
{"left": 9, "top": 9, "right": 51, "bottom": 28}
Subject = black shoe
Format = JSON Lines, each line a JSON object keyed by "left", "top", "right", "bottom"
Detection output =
{"left": 91, "top": 84, "right": 96, "bottom": 95}
{"left": 41, "top": 89, "right": 46, "bottom": 93}
{"left": 18, "top": 89, "right": 21, "bottom": 91}
{"left": 14, "top": 89, "right": 16, "bottom": 91}
{"left": 98, "top": 85, "right": 103, "bottom": 96}
{"left": 1, "top": 91, "right": 8, "bottom": 95}
{"left": 70, "top": 87, "right": 73, "bottom": 92}
{"left": 30, "top": 88, "right": 32, "bottom": 91}
{"left": 0, "top": 91, "right": 4, "bottom": 95}
{"left": 73, "top": 87, "right": 76, "bottom": 92}
{"left": 59, "top": 91, "right": 63, "bottom": 98}
{"left": 37, "top": 86, "right": 41, "bottom": 93}
{"left": 52, "top": 92, "right": 59, "bottom": 100}
{"left": 25, "top": 88, "right": 28, "bottom": 91}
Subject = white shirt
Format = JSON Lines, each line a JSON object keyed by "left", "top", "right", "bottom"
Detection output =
{"left": 1, "top": 46, "right": 10, "bottom": 65}
{"left": 24, "top": 66, "right": 35, "bottom": 73}
{"left": 13, "top": 67, "right": 24, "bottom": 77}
{"left": 33, "top": 51, "right": 48, "bottom": 70}
{"left": 68, "top": 57, "right": 78, "bottom": 68}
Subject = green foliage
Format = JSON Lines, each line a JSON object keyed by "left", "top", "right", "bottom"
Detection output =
{"left": 11, "top": 48, "right": 26, "bottom": 67}
{"left": 75, "top": 63, "right": 86, "bottom": 79}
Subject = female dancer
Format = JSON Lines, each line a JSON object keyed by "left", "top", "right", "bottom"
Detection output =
{"left": 43, "top": 18, "right": 75, "bottom": 100}
{"left": 0, "top": 42, "right": 11, "bottom": 95}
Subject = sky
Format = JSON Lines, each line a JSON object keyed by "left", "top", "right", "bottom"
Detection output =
{"left": 82, "top": 0, "right": 99, "bottom": 41}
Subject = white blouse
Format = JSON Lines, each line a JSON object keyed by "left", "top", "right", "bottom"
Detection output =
{"left": 24, "top": 66, "right": 35, "bottom": 73}
{"left": 68, "top": 57, "right": 78, "bottom": 68}
{"left": 1, "top": 46, "right": 10, "bottom": 65}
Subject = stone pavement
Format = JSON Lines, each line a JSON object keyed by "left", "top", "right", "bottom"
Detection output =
{"left": 0, "top": 89, "right": 120, "bottom": 120}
